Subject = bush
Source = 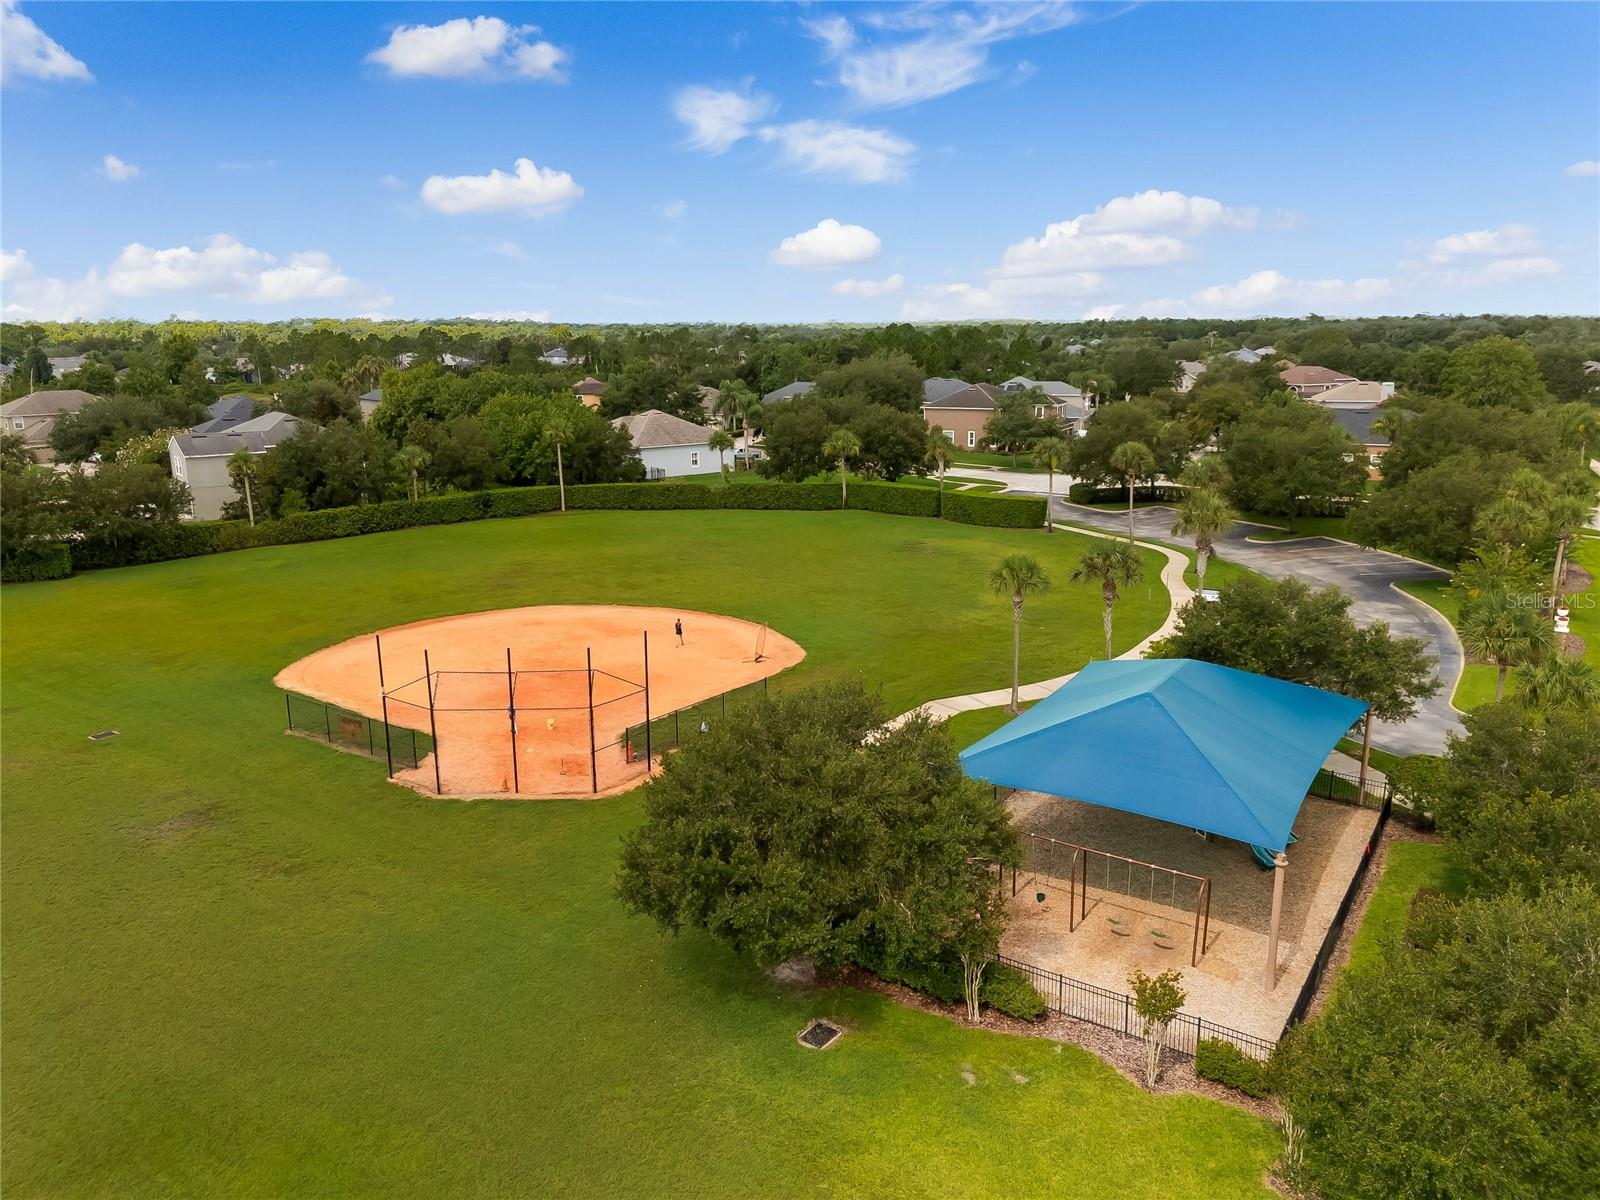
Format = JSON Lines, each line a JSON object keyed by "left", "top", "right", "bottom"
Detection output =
{"left": 943, "top": 491, "right": 1047, "bottom": 528}
{"left": 1066, "top": 482, "right": 1187, "bottom": 505}
{"left": 846, "top": 481, "right": 941, "bottom": 518}
{"left": 1195, "top": 1037, "right": 1271, "bottom": 1097}
{"left": 980, "top": 965, "right": 1048, "bottom": 1020}
{"left": 1, "top": 540, "right": 73, "bottom": 583}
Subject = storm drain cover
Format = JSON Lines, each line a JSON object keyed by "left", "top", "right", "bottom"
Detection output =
{"left": 87, "top": 730, "right": 120, "bottom": 741}
{"left": 798, "top": 1020, "right": 842, "bottom": 1050}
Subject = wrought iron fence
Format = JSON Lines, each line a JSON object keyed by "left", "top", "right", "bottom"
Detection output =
{"left": 625, "top": 675, "right": 770, "bottom": 756}
{"left": 1307, "top": 765, "right": 1390, "bottom": 807}
{"left": 996, "top": 954, "right": 1279, "bottom": 1062}
{"left": 284, "top": 691, "right": 428, "bottom": 771}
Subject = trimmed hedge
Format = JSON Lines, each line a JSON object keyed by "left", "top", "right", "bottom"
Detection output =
{"left": 42, "top": 478, "right": 1052, "bottom": 578}
{"left": 1, "top": 540, "right": 73, "bottom": 583}
{"left": 1195, "top": 1036, "right": 1271, "bottom": 1097}
{"left": 981, "top": 964, "right": 1048, "bottom": 1021}
{"left": 1066, "top": 482, "right": 1187, "bottom": 506}
{"left": 858, "top": 952, "right": 1047, "bottom": 1021}
{"left": 943, "top": 490, "right": 1047, "bottom": 528}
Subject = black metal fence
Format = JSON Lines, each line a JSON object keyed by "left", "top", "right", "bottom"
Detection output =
{"left": 996, "top": 954, "right": 1279, "bottom": 1062}
{"left": 625, "top": 676, "right": 770, "bottom": 755}
{"left": 1283, "top": 788, "right": 1394, "bottom": 1030}
{"left": 284, "top": 691, "right": 428, "bottom": 771}
{"left": 1307, "top": 765, "right": 1391, "bottom": 807}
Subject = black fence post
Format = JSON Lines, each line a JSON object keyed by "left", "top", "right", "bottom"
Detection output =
{"left": 375, "top": 633, "right": 385, "bottom": 690}
{"left": 284, "top": 692, "right": 293, "bottom": 731}
{"left": 381, "top": 694, "right": 395, "bottom": 777}
{"left": 674, "top": 709, "right": 680, "bottom": 746}
{"left": 323, "top": 704, "right": 331, "bottom": 743}
{"left": 424, "top": 648, "right": 441, "bottom": 795}
{"left": 506, "top": 647, "right": 519, "bottom": 794}
{"left": 642, "top": 630, "right": 651, "bottom": 767}
{"left": 366, "top": 717, "right": 374, "bottom": 758}
{"left": 586, "top": 646, "right": 598, "bottom": 794}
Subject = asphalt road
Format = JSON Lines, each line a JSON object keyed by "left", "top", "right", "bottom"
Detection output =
{"left": 1050, "top": 501, "right": 1463, "bottom": 757}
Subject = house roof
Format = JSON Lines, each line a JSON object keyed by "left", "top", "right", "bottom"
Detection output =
{"left": 0, "top": 389, "right": 98, "bottom": 418}
{"left": 190, "top": 394, "right": 258, "bottom": 433}
{"left": 922, "top": 379, "right": 1002, "bottom": 410}
{"left": 1179, "top": 360, "right": 1206, "bottom": 376}
{"left": 762, "top": 381, "right": 815, "bottom": 403}
{"left": 960, "top": 659, "right": 1368, "bottom": 852}
{"left": 1280, "top": 364, "right": 1356, "bottom": 388}
{"left": 47, "top": 355, "right": 87, "bottom": 374}
{"left": 1002, "top": 376, "right": 1083, "bottom": 400}
{"left": 1224, "top": 348, "right": 1261, "bottom": 364}
{"left": 1327, "top": 406, "right": 1388, "bottom": 446}
{"left": 359, "top": 388, "right": 383, "bottom": 404}
{"left": 170, "top": 412, "right": 305, "bottom": 460}
{"left": 1312, "top": 380, "right": 1394, "bottom": 407}
{"left": 574, "top": 376, "right": 608, "bottom": 395}
{"left": 611, "top": 409, "right": 714, "bottom": 449}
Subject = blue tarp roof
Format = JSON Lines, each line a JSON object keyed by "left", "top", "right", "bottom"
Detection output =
{"left": 959, "top": 659, "right": 1368, "bottom": 852}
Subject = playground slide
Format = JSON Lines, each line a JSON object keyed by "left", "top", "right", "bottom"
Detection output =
{"left": 1249, "top": 831, "right": 1299, "bottom": 870}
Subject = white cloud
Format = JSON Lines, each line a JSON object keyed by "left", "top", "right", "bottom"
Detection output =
{"left": 832, "top": 273, "right": 904, "bottom": 297}
{"left": 1, "top": 0, "right": 92, "bottom": 85}
{"left": 491, "top": 240, "right": 528, "bottom": 259}
{"left": 806, "top": 3, "right": 1079, "bottom": 108}
{"left": 101, "top": 154, "right": 139, "bottom": 182}
{"left": 757, "top": 120, "right": 914, "bottom": 184}
{"left": 378, "top": 173, "right": 407, "bottom": 189}
{"left": 1564, "top": 160, "right": 1600, "bottom": 178}
{"left": 1425, "top": 256, "right": 1561, "bottom": 289}
{"left": 1185, "top": 270, "right": 1392, "bottom": 316}
{"left": 1077, "top": 189, "right": 1258, "bottom": 235}
{"left": 367, "top": 16, "right": 568, "bottom": 82}
{"left": 899, "top": 272, "right": 1101, "bottom": 321}
{"left": 462, "top": 309, "right": 552, "bottom": 321}
{"left": 1082, "top": 303, "right": 1124, "bottom": 320}
{"left": 1428, "top": 222, "right": 1539, "bottom": 263}
{"left": 0, "top": 235, "right": 389, "bottom": 320}
{"left": 420, "top": 158, "right": 583, "bottom": 216}
{"left": 1, "top": 247, "right": 33, "bottom": 283}
{"left": 672, "top": 84, "right": 774, "bottom": 153}
{"left": 661, "top": 199, "right": 688, "bottom": 220}
{"left": 769, "top": 219, "right": 881, "bottom": 268}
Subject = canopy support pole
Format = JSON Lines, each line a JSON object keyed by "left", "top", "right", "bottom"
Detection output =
{"left": 1357, "top": 713, "right": 1373, "bottom": 804}
{"left": 1266, "top": 852, "right": 1287, "bottom": 990}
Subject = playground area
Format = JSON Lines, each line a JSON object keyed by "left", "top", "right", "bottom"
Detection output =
{"left": 1001, "top": 790, "right": 1380, "bottom": 1041}
{"left": 274, "top": 605, "right": 804, "bottom": 798}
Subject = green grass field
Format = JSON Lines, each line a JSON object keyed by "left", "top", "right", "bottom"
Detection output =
{"left": 0, "top": 509, "right": 1278, "bottom": 1198}
{"left": 1339, "top": 841, "right": 1465, "bottom": 984}
{"left": 1568, "top": 535, "right": 1599, "bottom": 667}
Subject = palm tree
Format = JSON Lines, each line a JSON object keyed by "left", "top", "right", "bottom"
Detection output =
{"left": 1177, "top": 455, "right": 1231, "bottom": 494}
{"left": 989, "top": 555, "right": 1051, "bottom": 712}
{"left": 925, "top": 428, "right": 958, "bottom": 516}
{"left": 1071, "top": 371, "right": 1114, "bottom": 409}
{"left": 734, "top": 390, "right": 764, "bottom": 460}
{"left": 227, "top": 448, "right": 258, "bottom": 526}
{"left": 397, "top": 444, "right": 429, "bottom": 502}
{"left": 1459, "top": 596, "right": 1556, "bottom": 702}
{"left": 1473, "top": 496, "right": 1543, "bottom": 549}
{"left": 350, "top": 354, "right": 386, "bottom": 393}
{"left": 1171, "top": 488, "right": 1238, "bottom": 595}
{"left": 1515, "top": 655, "right": 1600, "bottom": 714}
{"left": 708, "top": 427, "right": 735, "bottom": 482}
{"left": 1030, "top": 436, "right": 1070, "bottom": 533}
{"left": 1503, "top": 467, "right": 1553, "bottom": 509}
{"left": 544, "top": 411, "right": 574, "bottom": 512}
{"left": 1109, "top": 440, "right": 1156, "bottom": 541}
{"left": 821, "top": 428, "right": 861, "bottom": 510}
{"left": 1547, "top": 494, "right": 1591, "bottom": 593}
{"left": 1071, "top": 539, "right": 1145, "bottom": 660}
{"left": 1565, "top": 404, "right": 1599, "bottom": 467}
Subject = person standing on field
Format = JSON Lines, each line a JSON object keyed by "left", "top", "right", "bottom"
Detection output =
{"left": 675, "top": 618, "right": 684, "bottom": 646}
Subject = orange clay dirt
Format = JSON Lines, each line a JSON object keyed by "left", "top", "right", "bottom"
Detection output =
{"left": 274, "top": 605, "right": 804, "bottom": 799}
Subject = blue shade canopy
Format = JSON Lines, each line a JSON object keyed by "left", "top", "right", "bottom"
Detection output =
{"left": 959, "top": 659, "right": 1368, "bottom": 852}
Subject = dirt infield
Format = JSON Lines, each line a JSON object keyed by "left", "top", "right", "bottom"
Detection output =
{"left": 274, "top": 605, "right": 804, "bottom": 799}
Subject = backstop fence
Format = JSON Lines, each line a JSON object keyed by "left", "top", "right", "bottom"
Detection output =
{"left": 284, "top": 690, "right": 429, "bottom": 771}
{"left": 622, "top": 675, "right": 770, "bottom": 756}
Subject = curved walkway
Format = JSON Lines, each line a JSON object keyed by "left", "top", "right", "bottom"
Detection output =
{"left": 887, "top": 525, "right": 1192, "bottom": 729}
{"left": 1053, "top": 502, "right": 1461, "bottom": 756}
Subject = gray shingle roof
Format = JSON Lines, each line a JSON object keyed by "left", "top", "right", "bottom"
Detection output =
{"left": 169, "top": 412, "right": 305, "bottom": 459}
{"left": 611, "top": 409, "right": 714, "bottom": 449}
{"left": 762, "top": 381, "right": 814, "bottom": 404}
{"left": 1328, "top": 406, "right": 1387, "bottom": 446}
{"left": 191, "top": 394, "right": 257, "bottom": 433}
{"left": 0, "top": 389, "right": 98, "bottom": 417}
{"left": 922, "top": 380, "right": 1001, "bottom": 410}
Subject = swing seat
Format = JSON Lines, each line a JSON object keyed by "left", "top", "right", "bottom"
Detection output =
{"left": 1151, "top": 929, "right": 1175, "bottom": 949}
{"left": 1106, "top": 916, "right": 1131, "bottom": 936}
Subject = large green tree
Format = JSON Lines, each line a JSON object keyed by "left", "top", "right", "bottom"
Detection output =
{"left": 1220, "top": 397, "right": 1366, "bottom": 520}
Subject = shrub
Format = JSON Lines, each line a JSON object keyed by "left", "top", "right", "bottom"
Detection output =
{"left": 1066, "top": 482, "right": 1187, "bottom": 506}
{"left": 846, "top": 481, "right": 941, "bottom": 518}
{"left": 1, "top": 540, "right": 73, "bottom": 583}
{"left": 1195, "top": 1037, "right": 1271, "bottom": 1097}
{"left": 980, "top": 964, "right": 1048, "bottom": 1020}
{"left": 943, "top": 491, "right": 1047, "bottom": 528}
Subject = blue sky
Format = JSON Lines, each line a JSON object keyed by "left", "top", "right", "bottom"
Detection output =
{"left": 2, "top": 1, "right": 1596, "bottom": 323}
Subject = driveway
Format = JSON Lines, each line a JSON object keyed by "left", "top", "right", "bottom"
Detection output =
{"left": 1051, "top": 501, "right": 1463, "bottom": 757}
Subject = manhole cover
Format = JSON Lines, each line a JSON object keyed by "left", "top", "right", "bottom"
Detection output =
{"left": 798, "top": 1019, "right": 842, "bottom": 1050}
{"left": 87, "top": 730, "right": 120, "bottom": 741}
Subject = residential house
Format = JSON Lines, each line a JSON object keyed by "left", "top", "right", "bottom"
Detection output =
{"left": 168, "top": 412, "right": 307, "bottom": 519}
{"left": 610, "top": 409, "right": 718, "bottom": 479}
{"left": 1062, "top": 343, "right": 1087, "bottom": 355}
{"left": 1327, "top": 406, "right": 1393, "bottom": 480}
{"left": 189, "top": 394, "right": 257, "bottom": 434}
{"left": 920, "top": 377, "right": 1004, "bottom": 449}
{"left": 1309, "top": 379, "right": 1396, "bottom": 408}
{"left": 358, "top": 388, "right": 383, "bottom": 422}
{"left": 0, "top": 389, "right": 98, "bottom": 462}
{"left": 695, "top": 384, "right": 721, "bottom": 424}
{"left": 1280, "top": 364, "right": 1357, "bottom": 398}
{"left": 1000, "top": 376, "right": 1090, "bottom": 432}
{"left": 762, "top": 381, "right": 814, "bottom": 405}
{"left": 47, "top": 355, "right": 87, "bottom": 376}
{"left": 573, "top": 376, "right": 608, "bottom": 411}
{"left": 1224, "top": 348, "right": 1261, "bottom": 364}
{"left": 540, "top": 346, "right": 574, "bottom": 367}
{"left": 1176, "top": 361, "right": 1206, "bottom": 393}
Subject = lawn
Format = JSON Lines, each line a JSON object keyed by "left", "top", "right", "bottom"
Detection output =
{"left": 1339, "top": 841, "right": 1465, "bottom": 984}
{"left": 949, "top": 451, "right": 1046, "bottom": 471}
{"left": 1395, "top": 579, "right": 1499, "bottom": 709}
{"left": 0, "top": 509, "right": 1276, "bottom": 1198}
{"left": 1568, "top": 534, "right": 1600, "bottom": 668}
